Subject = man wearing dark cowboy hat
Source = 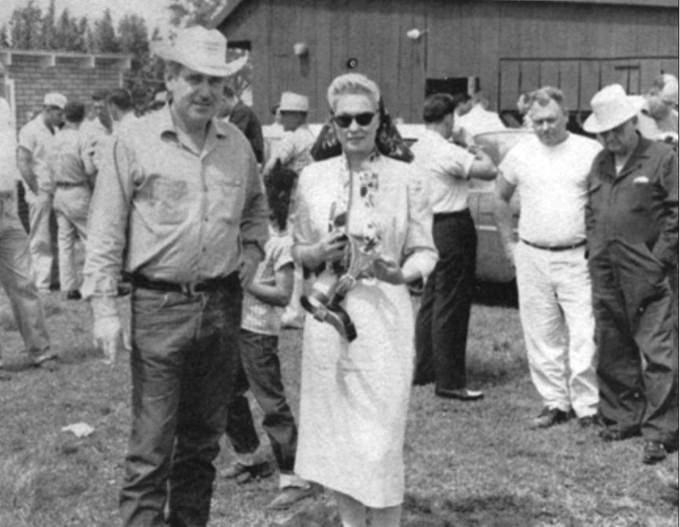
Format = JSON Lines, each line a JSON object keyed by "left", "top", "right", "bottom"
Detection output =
{"left": 82, "top": 26, "right": 269, "bottom": 526}
{"left": 584, "top": 83, "right": 678, "bottom": 465}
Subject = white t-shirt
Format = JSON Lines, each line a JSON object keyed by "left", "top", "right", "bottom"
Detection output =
{"left": 18, "top": 114, "right": 58, "bottom": 198}
{"left": 500, "top": 133, "right": 601, "bottom": 246}
{"left": 454, "top": 104, "right": 506, "bottom": 146}
{"left": 0, "top": 98, "right": 18, "bottom": 193}
{"left": 410, "top": 129, "right": 475, "bottom": 214}
{"left": 241, "top": 229, "right": 295, "bottom": 336}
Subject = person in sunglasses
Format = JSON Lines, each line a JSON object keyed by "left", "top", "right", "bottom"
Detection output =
{"left": 292, "top": 72, "right": 438, "bottom": 527}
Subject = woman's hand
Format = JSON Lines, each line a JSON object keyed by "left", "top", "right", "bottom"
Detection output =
{"left": 296, "top": 231, "right": 348, "bottom": 268}
{"left": 372, "top": 256, "right": 405, "bottom": 285}
{"left": 316, "top": 231, "right": 349, "bottom": 263}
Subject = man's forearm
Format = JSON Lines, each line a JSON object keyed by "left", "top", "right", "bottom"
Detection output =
{"left": 493, "top": 196, "right": 516, "bottom": 249}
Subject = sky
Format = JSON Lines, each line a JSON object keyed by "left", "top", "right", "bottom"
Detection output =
{"left": 0, "top": 0, "right": 175, "bottom": 34}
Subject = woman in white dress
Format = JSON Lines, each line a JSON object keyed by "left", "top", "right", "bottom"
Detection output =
{"left": 293, "top": 73, "right": 437, "bottom": 526}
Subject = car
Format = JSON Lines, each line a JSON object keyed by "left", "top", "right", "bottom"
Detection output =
{"left": 262, "top": 123, "right": 525, "bottom": 283}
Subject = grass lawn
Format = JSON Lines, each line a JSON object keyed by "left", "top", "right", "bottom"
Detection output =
{"left": 0, "top": 285, "right": 677, "bottom": 527}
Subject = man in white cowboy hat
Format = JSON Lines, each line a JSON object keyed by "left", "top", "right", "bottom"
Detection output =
{"left": 17, "top": 92, "right": 66, "bottom": 296}
{"left": 82, "top": 25, "right": 269, "bottom": 526}
{"left": 494, "top": 86, "right": 601, "bottom": 429}
{"left": 263, "top": 91, "right": 316, "bottom": 328}
{"left": 583, "top": 83, "right": 678, "bottom": 464}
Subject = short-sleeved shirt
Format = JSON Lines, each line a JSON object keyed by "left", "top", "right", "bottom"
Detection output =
{"left": 47, "top": 128, "right": 90, "bottom": 185}
{"left": 274, "top": 124, "right": 316, "bottom": 174}
{"left": 0, "top": 98, "right": 18, "bottom": 193}
{"left": 410, "top": 129, "right": 476, "bottom": 213}
{"left": 18, "top": 114, "right": 57, "bottom": 195}
{"left": 500, "top": 133, "right": 602, "bottom": 246}
{"left": 241, "top": 230, "right": 294, "bottom": 336}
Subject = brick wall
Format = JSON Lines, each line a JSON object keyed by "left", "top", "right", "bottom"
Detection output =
{"left": 3, "top": 53, "right": 128, "bottom": 131}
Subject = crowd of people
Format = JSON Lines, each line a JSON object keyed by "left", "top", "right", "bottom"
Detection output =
{"left": 0, "top": 23, "right": 676, "bottom": 527}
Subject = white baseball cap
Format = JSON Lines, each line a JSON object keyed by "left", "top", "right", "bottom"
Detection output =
{"left": 43, "top": 92, "right": 67, "bottom": 110}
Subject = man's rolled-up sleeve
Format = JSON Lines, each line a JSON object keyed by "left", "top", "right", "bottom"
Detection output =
{"left": 81, "top": 136, "right": 136, "bottom": 300}
{"left": 402, "top": 169, "right": 438, "bottom": 279}
{"left": 240, "top": 155, "right": 270, "bottom": 258}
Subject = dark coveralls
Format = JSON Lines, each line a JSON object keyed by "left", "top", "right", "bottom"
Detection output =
{"left": 585, "top": 134, "right": 678, "bottom": 445}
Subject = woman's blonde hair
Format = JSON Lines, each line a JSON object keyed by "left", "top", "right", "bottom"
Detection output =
{"left": 327, "top": 73, "right": 381, "bottom": 112}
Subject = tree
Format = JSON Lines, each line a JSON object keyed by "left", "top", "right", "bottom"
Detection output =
{"left": 41, "top": 0, "right": 57, "bottom": 49}
{"left": 118, "top": 13, "right": 149, "bottom": 69}
{"left": 167, "top": 0, "right": 227, "bottom": 28}
{"left": 9, "top": 0, "right": 43, "bottom": 49}
{"left": 93, "top": 9, "right": 120, "bottom": 53}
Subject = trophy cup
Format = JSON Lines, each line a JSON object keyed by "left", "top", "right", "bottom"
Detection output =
{"left": 301, "top": 207, "right": 382, "bottom": 342}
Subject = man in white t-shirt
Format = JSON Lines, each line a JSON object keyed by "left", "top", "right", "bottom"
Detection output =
{"left": 0, "top": 96, "right": 52, "bottom": 374}
{"left": 494, "top": 86, "right": 601, "bottom": 429}
{"left": 17, "top": 92, "right": 66, "bottom": 293}
{"left": 412, "top": 93, "right": 497, "bottom": 401}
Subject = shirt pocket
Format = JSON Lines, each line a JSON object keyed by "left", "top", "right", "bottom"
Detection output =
{"left": 630, "top": 177, "right": 653, "bottom": 212}
{"left": 138, "top": 175, "right": 191, "bottom": 226}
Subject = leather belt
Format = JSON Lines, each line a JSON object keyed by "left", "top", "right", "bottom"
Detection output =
{"left": 128, "top": 272, "right": 239, "bottom": 295}
{"left": 0, "top": 191, "right": 13, "bottom": 199}
{"left": 56, "top": 181, "right": 88, "bottom": 188}
{"left": 521, "top": 238, "right": 587, "bottom": 252}
{"left": 433, "top": 208, "right": 470, "bottom": 220}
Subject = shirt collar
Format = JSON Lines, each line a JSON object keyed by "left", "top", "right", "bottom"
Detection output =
{"left": 157, "top": 104, "right": 228, "bottom": 141}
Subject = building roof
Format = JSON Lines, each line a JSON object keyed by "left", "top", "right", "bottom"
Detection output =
{"left": 210, "top": 0, "right": 677, "bottom": 27}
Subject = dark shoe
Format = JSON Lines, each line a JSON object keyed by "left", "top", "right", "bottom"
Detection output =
{"left": 266, "top": 485, "right": 318, "bottom": 510}
{"left": 435, "top": 388, "right": 484, "bottom": 401}
{"left": 221, "top": 461, "right": 272, "bottom": 484}
{"left": 578, "top": 414, "right": 603, "bottom": 428}
{"left": 0, "top": 361, "right": 11, "bottom": 381}
{"left": 66, "top": 290, "right": 82, "bottom": 300}
{"left": 643, "top": 440, "right": 668, "bottom": 464}
{"left": 530, "top": 407, "right": 570, "bottom": 429}
{"left": 32, "top": 350, "right": 59, "bottom": 370}
{"left": 599, "top": 426, "right": 641, "bottom": 442}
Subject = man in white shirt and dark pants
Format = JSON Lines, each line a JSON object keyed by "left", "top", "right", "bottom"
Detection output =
{"left": 412, "top": 93, "right": 497, "bottom": 400}
{"left": 494, "top": 86, "right": 601, "bottom": 428}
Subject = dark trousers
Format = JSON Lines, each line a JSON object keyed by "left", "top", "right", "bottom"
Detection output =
{"left": 589, "top": 242, "right": 678, "bottom": 445}
{"left": 120, "top": 280, "right": 242, "bottom": 527}
{"left": 225, "top": 328, "right": 298, "bottom": 473}
{"left": 414, "top": 210, "right": 477, "bottom": 391}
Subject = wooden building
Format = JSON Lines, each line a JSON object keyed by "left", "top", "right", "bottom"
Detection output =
{"left": 211, "top": 0, "right": 678, "bottom": 123}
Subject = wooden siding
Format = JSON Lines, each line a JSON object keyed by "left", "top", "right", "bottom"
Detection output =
{"left": 218, "top": 0, "right": 678, "bottom": 122}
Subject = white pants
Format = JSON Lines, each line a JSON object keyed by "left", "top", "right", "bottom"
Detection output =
{"left": 53, "top": 187, "right": 90, "bottom": 292}
{"left": 27, "top": 190, "right": 54, "bottom": 291}
{"left": 515, "top": 242, "right": 598, "bottom": 417}
{"left": 0, "top": 195, "right": 50, "bottom": 355}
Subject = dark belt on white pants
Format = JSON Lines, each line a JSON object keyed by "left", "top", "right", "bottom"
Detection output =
{"left": 521, "top": 238, "right": 587, "bottom": 252}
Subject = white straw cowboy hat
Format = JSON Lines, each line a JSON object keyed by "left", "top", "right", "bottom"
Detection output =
{"left": 154, "top": 26, "right": 247, "bottom": 78}
{"left": 583, "top": 84, "right": 644, "bottom": 134}
{"left": 279, "top": 92, "right": 309, "bottom": 112}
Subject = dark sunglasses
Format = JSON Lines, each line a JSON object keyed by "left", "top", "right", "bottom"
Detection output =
{"left": 332, "top": 112, "right": 375, "bottom": 128}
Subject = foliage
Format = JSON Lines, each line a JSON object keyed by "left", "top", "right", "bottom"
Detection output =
{"left": 167, "top": 0, "right": 228, "bottom": 28}
{"left": 92, "top": 9, "right": 120, "bottom": 53}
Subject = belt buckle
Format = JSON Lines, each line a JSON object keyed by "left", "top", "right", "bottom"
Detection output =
{"left": 180, "top": 282, "right": 198, "bottom": 296}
